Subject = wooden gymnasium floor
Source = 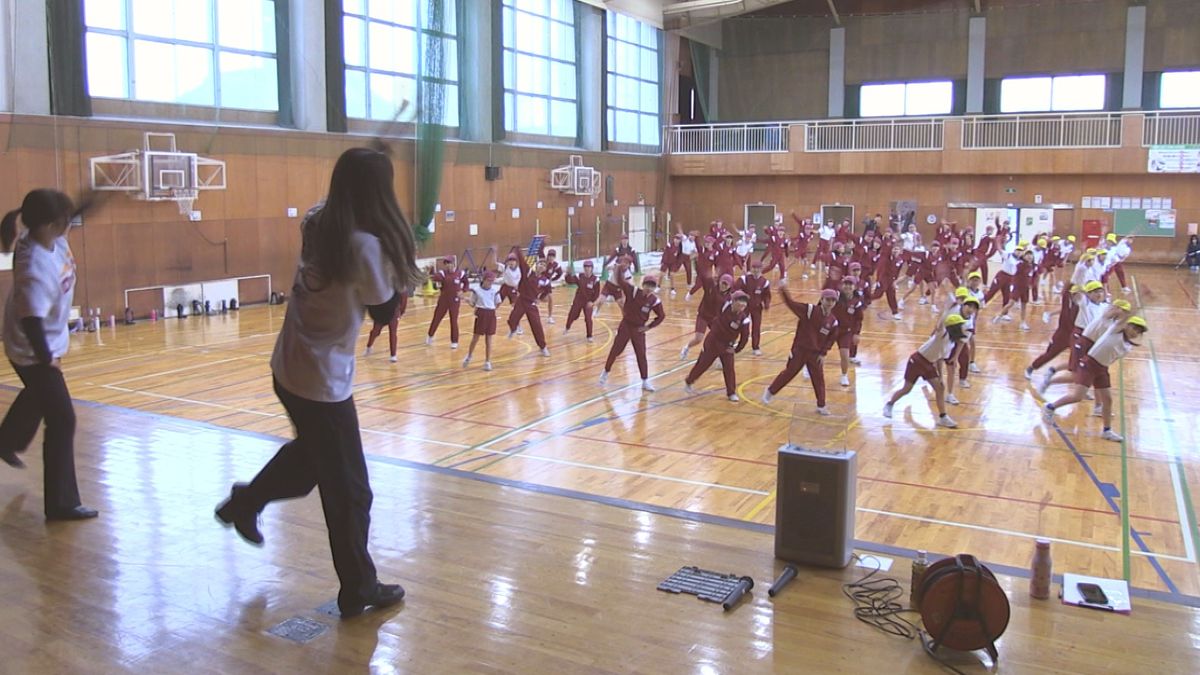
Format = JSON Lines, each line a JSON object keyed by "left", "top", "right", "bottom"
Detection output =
{"left": 0, "top": 262, "right": 1197, "bottom": 671}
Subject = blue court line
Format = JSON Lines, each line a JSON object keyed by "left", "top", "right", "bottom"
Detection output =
{"left": 1047, "top": 418, "right": 1180, "bottom": 594}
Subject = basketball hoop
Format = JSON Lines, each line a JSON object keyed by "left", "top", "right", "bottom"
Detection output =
{"left": 170, "top": 188, "right": 199, "bottom": 216}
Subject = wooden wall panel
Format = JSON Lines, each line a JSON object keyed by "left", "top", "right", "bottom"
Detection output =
{"left": 0, "top": 114, "right": 661, "bottom": 316}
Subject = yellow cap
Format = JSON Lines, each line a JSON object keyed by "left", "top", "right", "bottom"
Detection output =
{"left": 1067, "top": 235, "right": 1076, "bottom": 242}
{"left": 1051, "top": 236, "right": 1061, "bottom": 241}
{"left": 1107, "top": 233, "right": 1117, "bottom": 242}
{"left": 1113, "top": 299, "right": 1132, "bottom": 311}
{"left": 1019, "top": 239, "right": 1029, "bottom": 247}
{"left": 1069, "top": 284, "right": 1082, "bottom": 293}
{"left": 1083, "top": 280, "right": 1104, "bottom": 292}
{"left": 961, "top": 297, "right": 981, "bottom": 308}
{"left": 955, "top": 286, "right": 970, "bottom": 299}
{"left": 1128, "top": 315, "right": 1148, "bottom": 330}
{"left": 967, "top": 270, "right": 983, "bottom": 279}
{"left": 1097, "top": 249, "right": 1108, "bottom": 255}
{"left": 944, "top": 314, "right": 967, "bottom": 327}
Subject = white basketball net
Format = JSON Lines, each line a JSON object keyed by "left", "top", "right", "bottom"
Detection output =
{"left": 171, "top": 188, "right": 199, "bottom": 215}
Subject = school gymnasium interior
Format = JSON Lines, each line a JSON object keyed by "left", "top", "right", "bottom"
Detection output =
{"left": 1, "top": 0, "right": 1199, "bottom": 672}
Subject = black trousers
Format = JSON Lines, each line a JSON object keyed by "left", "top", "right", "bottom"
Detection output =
{"left": 239, "top": 379, "right": 377, "bottom": 605}
{"left": 0, "top": 362, "right": 81, "bottom": 515}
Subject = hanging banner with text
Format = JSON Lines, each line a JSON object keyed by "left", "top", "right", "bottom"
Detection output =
{"left": 1147, "top": 145, "right": 1200, "bottom": 173}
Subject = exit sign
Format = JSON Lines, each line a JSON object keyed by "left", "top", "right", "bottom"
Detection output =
{"left": 1004, "top": 187, "right": 1017, "bottom": 193}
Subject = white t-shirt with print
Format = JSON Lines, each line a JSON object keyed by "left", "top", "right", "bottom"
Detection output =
{"left": 3, "top": 233, "right": 76, "bottom": 366}
{"left": 270, "top": 228, "right": 394, "bottom": 403}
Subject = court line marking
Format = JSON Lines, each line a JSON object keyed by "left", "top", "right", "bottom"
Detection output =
{"left": 745, "top": 490, "right": 776, "bottom": 520}
{"left": 857, "top": 507, "right": 1193, "bottom": 564}
{"left": 1133, "top": 276, "right": 1199, "bottom": 568}
{"left": 1119, "top": 358, "right": 1133, "bottom": 580}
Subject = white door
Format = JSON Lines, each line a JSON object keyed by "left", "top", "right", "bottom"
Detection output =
{"left": 628, "top": 205, "right": 652, "bottom": 252}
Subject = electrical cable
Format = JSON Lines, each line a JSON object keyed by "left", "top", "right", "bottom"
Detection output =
{"left": 841, "top": 553, "right": 973, "bottom": 675}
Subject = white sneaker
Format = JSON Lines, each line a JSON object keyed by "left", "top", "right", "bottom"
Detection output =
{"left": 840, "top": 374, "right": 850, "bottom": 387}
{"left": 1102, "top": 429, "right": 1124, "bottom": 442}
{"left": 516, "top": 327, "right": 525, "bottom": 335}
{"left": 849, "top": 357, "right": 862, "bottom": 366}
{"left": 562, "top": 327, "right": 570, "bottom": 336}
{"left": 893, "top": 313, "right": 902, "bottom": 320}
{"left": 802, "top": 368, "right": 810, "bottom": 380}
{"left": 586, "top": 336, "right": 594, "bottom": 343}
{"left": 680, "top": 347, "right": 690, "bottom": 361}
{"left": 483, "top": 361, "right": 493, "bottom": 371}
{"left": 801, "top": 273, "right": 809, "bottom": 280}
{"left": 931, "top": 304, "right": 939, "bottom": 313}
{"left": 937, "top": 415, "right": 958, "bottom": 428}
{"left": 670, "top": 289, "right": 677, "bottom": 298}
{"left": 450, "top": 342, "right": 458, "bottom": 349}
{"left": 363, "top": 347, "right": 373, "bottom": 356}
{"left": 1085, "top": 390, "right": 1095, "bottom": 401}
{"left": 1020, "top": 322, "right": 1030, "bottom": 331}
{"left": 753, "top": 349, "right": 763, "bottom": 356}
{"left": 462, "top": 357, "right": 471, "bottom": 368}
{"left": 1122, "top": 287, "right": 1132, "bottom": 293}
{"left": 898, "top": 300, "right": 905, "bottom": 309}
{"left": 945, "top": 393, "right": 960, "bottom": 405}
{"left": 919, "top": 297, "right": 928, "bottom": 305}
{"left": 1092, "top": 404, "right": 1103, "bottom": 417}
{"left": 1024, "top": 367, "right": 1033, "bottom": 380}
{"left": 1001, "top": 315, "right": 1013, "bottom": 322}
{"left": 425, "top": 336, "right": 433, "bottom": 345}
{"left": 728, "top": 394, "right": 740, "bottom": 403}
{"left": 882, "top": 403, "right": 893, "bottom": 418}
{"left": 816, "top": 406, "right": 831, "bottom": 416}
{"left": 969, "top": 362, "right": 981, "bottom": 374}
{"left": 1038, "top": 370, "right": 1054, "bottom": 396}
{"left": 684, "top": 382, "right": 697, "bottom": 395}
{"left": 959, "top": 379, "right": 971, "bottom": 389}
{"left": 761, "top": 389, "right": 774, "bottom": 404}
{"left": 547, "top": 317, "right": 555, "bottom": 324}
{"left": 1042, "top": 311, "right": 1050, "bottom": 324}
{"left": 991, "top": 314, "right": 1003, "bottom": 325}
{"left": 684, "top": 293, "right": 692, "bottom": 302}
{"left": 599, "top": 371, "right": 609, "bottom": 385}
{"left": 389, "top": 355, "right": 398, "bottom": 363}
{"left": 592, "top": 307, "right": 600, "bottom": 318}
{"left": 540, "top": 347, "right": 551, "bottom": 357}
{"left": 507, "top": 330, "right": 516, "bottom": 339}
{"left": 642, "top": 380, "right": 656, "bottom": 392}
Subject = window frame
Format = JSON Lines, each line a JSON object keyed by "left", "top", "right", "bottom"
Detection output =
{"left": 83, "top": 0, "right": 280, "bottom": 111}
{"left": 501, "top": 0, "right": 579, "bottom": 142}
{"left": 341, "top": 0, "right": 460, "bottom": 126}
{"left": 1159, "top": 70, "right": 1200, "bottom": 110}
{"left": 604, "top": 11, "right": 661, "bottom": 150}
{"left": 999, "top": 73, "right": 1107, "bottom": 114}
{"left": 859, "top": 80, "right": 953, "bottom": 118}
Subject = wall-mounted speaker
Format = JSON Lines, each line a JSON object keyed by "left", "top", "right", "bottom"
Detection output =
{"left": 605, "top": 175, "right": 615, "bottom": 204}
{"left": 485, "top": 165, "right": 501, "bottom": 181}
{"left": 774, "top": 445, "right": 856, "bottom": 568}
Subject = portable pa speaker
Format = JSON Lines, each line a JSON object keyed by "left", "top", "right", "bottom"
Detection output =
{"left": 774, "top": 445, "right": 856, "bottom": 568}
{"left": 485, "top": 165, "right": 501, "bottom": 181}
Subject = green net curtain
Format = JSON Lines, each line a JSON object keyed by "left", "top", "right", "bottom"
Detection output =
{"left": 414, "top": 0, "right": 449, "bottom": 244}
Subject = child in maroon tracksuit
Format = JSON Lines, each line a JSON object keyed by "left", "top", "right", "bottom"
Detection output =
{"left": 426, "top": 256, "right": 469, "bottom": 348}
{"left": 683, "top": 291, "right": 751, "bottom": 402}
{"left": 563, "top": 260, "right": 601, "bottom": 341}
{"left": 600, "top": 267, "right": 666, "bottom": 391}
{"left": 505, "top": 247, "right": 551, "bottom": 355}
{"left": 735, "top": 262, "right": 771, "bottom": 355}
{"left": 762, "top": 288, "right": 840, "bottom": 415}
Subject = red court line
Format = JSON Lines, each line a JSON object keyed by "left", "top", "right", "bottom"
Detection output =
{"left": 440, "top": 363, "right": 597, "bottom": 417}
{"left": 859, "top": 474, "right": 1180, "bottom": 526}
{"left": 356, "top": 402, "right": 534, "bottom": 433}
{"left": 1178, "top": 279, "right": 1198, "bottom": 309}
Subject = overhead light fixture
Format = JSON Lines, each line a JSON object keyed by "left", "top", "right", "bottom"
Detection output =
{"left": 662, "top": 0, "right": 744, "bottom": 16}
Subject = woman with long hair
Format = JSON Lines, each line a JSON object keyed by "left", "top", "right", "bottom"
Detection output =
{"left": 0, "top": 189, "right": 98, "bottom": 520}
{"left": 215, "top": 148, "right": 422, "bottom": 618}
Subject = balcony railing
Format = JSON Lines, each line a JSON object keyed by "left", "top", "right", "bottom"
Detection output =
{"left": 664, "top": 123, "right": 789, "bottom": 154}
{"left": 804, "top": 118, "right": 944, "bottom": 152}
{"left": 961, "top": 112, "right": 1122, "bottom": 149}
{"left": 1142, "top": 110, "right": 1200, "bottom": 146}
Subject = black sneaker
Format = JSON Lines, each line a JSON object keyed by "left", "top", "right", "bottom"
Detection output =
{"left": 339, "top": 582, "right": 406, "bottom": 618}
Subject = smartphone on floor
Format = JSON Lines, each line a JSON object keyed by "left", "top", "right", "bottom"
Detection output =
{"left": 1077, "top": 582, "right": 1109, "bottom": 606}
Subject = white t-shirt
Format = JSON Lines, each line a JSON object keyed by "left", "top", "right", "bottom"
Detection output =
{"left": 999, "top": 252, "right": 1020, "bottom": 276}
{"left": 3, "top": 233, "right": 76, "bottom": 366}
{"left": 501, "top": 265, "right": 521, "bottom": 288}
{"left": 469, "top": 284, "right": 503, "bottom": 310}
{"left": 819, "top": 224, "right": 835, "bottom": 241}
{"left": 1088, "top": 323, "right": 1133, "bottom": 367}
{"left": 681, "top": 236, "right": 697, "bottom": 256}
{"left": 917, "top": 328, "right": 956, "bottom": 363}
{"left": 270, "top": 228, "right": 394, "bottom": 403}
{"left": 1074, "top": 298, "right": 1107, "bottom": 331}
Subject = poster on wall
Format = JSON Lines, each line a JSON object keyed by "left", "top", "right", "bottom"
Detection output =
{"left": 1082, "top": 197, "right": 1093, "bottom": 209}
{"left": 1145, "top": 208, "right": 1177, "bottom": 231}
{"left": 1018, "top": 208, "right": 1054, "bottom": 246}
{"left": 1148, "top": 145, "right": 1200, "bottom": 173}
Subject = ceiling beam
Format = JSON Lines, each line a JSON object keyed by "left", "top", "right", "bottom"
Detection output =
{"left": 826, "top": 0, "right": 841, "bottom": 26}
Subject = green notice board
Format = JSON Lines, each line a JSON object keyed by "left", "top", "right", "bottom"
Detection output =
{"left": 1113, "top": 208, "right": 1176, "bottom": 237}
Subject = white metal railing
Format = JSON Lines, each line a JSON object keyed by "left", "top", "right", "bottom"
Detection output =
{"left": 1142, "top": 110, "right": 1200, "bottom": 146}
{"left": 664, "top": 123, "right": 789, "bottom": 154}
{"left": 804, "top": 118, "right": 944, "bottom": 152}
{"left": 961, "top": 112, "right": 1122, "bottom": 149}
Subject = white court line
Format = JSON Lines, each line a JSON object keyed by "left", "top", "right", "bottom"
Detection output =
{"left": 859, "top": 507, "right": 1193, "bottom": 564}
{"left": 105, "top": 356, "right": 255, "bottom": 387}
{"left": 361, "top": 427, "right": 471, "bottom": 449}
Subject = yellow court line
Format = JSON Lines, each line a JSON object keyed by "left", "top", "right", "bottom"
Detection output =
{"left": 745, "top": 489, "right": 776, "bottom": 520}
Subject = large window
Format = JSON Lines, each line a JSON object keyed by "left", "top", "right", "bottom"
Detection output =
{"left": 343, "top": 0, "right": 459, "bottom": 125}
{"left": 860, "top": 81, "right": 952, "bottom": 117}
{"left": 84, "top": 0, "right": 278, "bottom": 110}
{"left": 1160, "top": 71, "right": 1200, "bottom": 109}
{"left": 605, "top": 12, "right": 659, "bottom": 147}
{"left": 1000, "top": 74, "right": 1106, "bottom": 113}
{"left": 502, "top": 0, "right": 577, "bottom": 139}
